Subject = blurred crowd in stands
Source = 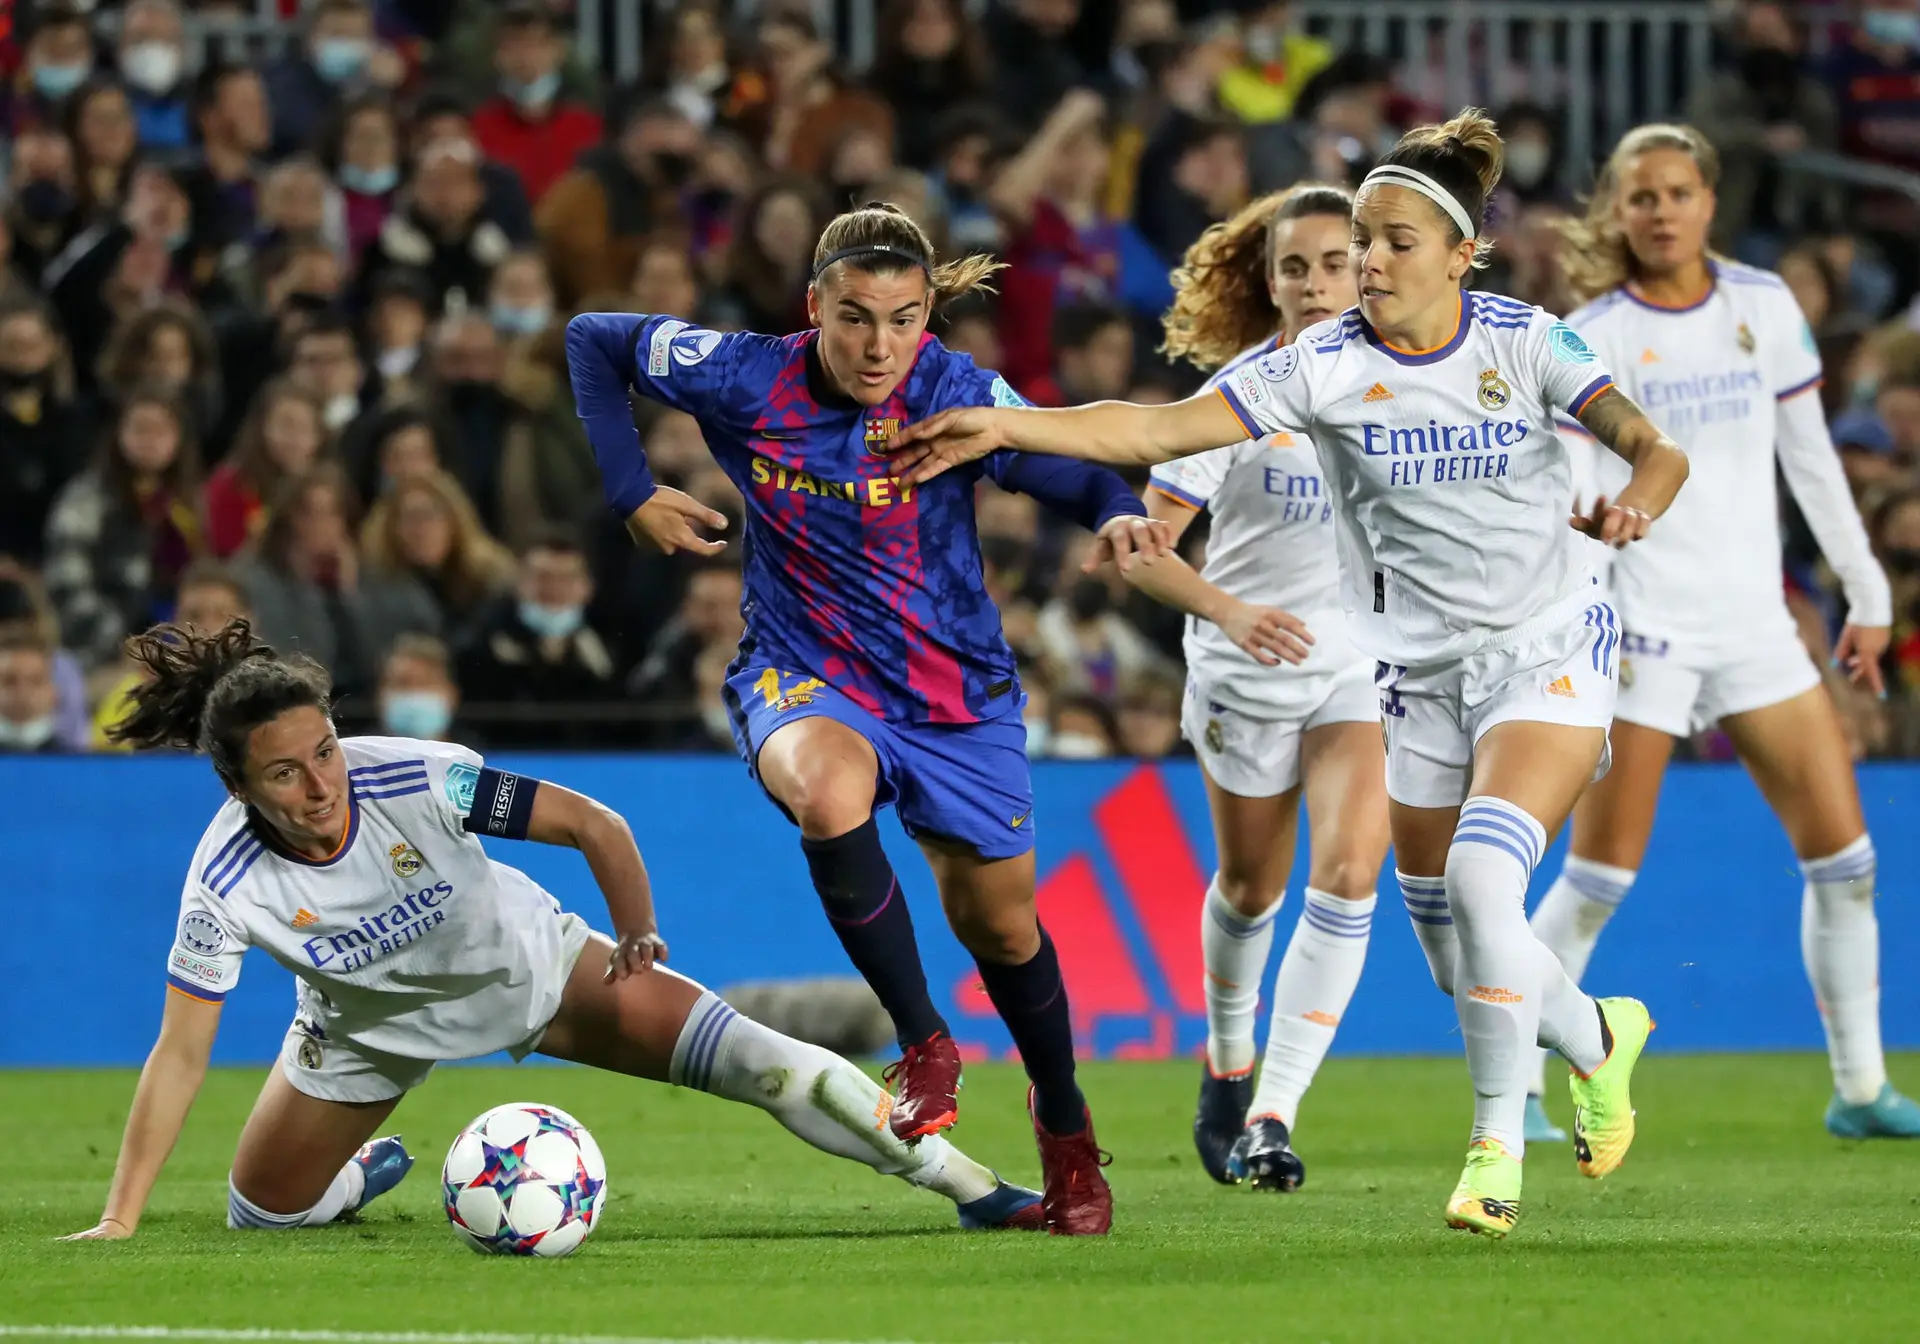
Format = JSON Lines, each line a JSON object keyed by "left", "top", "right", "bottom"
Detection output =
{"left": 2, "top": 0, "right": 1919, "bottom": 758}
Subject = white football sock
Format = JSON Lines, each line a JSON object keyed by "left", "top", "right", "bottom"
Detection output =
{"left": 1528, "top": 857, "right": 1636, "bottom": 1093}
{"left": 1800, "top": 837, "right": 1887, "bottom": 1106}
{"left": 1398, "top": 871, "right": 1457, "bottom": 996}
{"left": 1249, "top": 888, "right": 1374, "bottom": 1128}
{"left": 1200, "top": 874, "right": 1280, "bottom": 1076}
{"left": 671, "top": 990, "right": 997, "bottom": 1204}
{"left": 1447, "top": 798, "right": 1557, "bottom": 1160}
{"left": 225, "top": 1161, "right": 362, "bottom": 1231}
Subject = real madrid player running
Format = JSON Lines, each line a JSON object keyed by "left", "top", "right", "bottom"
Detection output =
{"left": 1121, "top": 183, "right": 1390, "bottom": 1192}
{"left": 61, "top": 620, "right": 1046, "bottom": 1241}
{"left": 566, "top": 204, "right": 1166, "bottom": 1235}
{"left": 1522, "top": 123, "right": 1920, "bottom": 1142}
{"left": 887, "top": 110, "right": 1693, "bottom": 1237}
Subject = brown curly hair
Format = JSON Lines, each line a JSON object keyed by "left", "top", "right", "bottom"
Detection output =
{"left": 1161, "top": 183, "right": 1353, "bottom": 372}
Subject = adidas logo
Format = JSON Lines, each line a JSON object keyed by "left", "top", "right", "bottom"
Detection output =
{"left": 1639, "top": 348, "right": 1660, "bottom": 364}
{"left": 291, "top": 908, "right": 319, "bottom": 929}
{"left": 1362, "top": 382, "right": 1394, "bottom": 403}
{"left": 1545, "top": 675, "right": 1576, "bottom": 698}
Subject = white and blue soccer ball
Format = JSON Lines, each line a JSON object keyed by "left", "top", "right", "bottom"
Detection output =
{"left": 442, "top": 1102, "right": 607, "bottom": 1257}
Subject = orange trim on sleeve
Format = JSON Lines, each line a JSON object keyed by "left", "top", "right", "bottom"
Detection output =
{"left": 1148, "top": 485, "right": 1202, "bottom": 511}
{"left": 167, "top": 984, "right": 223, "bottom": 1005}
{"left": 1570, "top": 381, "right": 1616, "bottom": 416}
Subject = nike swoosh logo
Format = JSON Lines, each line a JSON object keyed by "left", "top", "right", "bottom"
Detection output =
{"left": 1010, "top": 811, "right": 1031, "bottom": 828}
{"left": 761, "top": 432, "right": 801, "bottom": 440}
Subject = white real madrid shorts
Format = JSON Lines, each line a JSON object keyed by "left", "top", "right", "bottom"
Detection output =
{"left": 1182, "top": 659, "right": 1379, "bottom": 798}
{"left": 1380, "top": 601, "right": 1620, "bottom": 810}
{"left": 280, "top": 912, "right": 594, "bottom": 1104}
{"left": 1611, "top": 610, "right": 1822, "bottom": 737}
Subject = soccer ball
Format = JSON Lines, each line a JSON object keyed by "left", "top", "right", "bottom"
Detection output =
{"left": 442, "top": 1102, "right": 608, "bottom": 1256}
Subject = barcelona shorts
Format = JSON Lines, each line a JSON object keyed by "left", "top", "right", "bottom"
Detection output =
{"left": 724, "top": 664, "right": 1036, "bottom": 861}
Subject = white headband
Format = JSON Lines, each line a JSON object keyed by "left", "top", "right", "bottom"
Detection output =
{"left": 1360, "top": 165, "right": 1478, "bottom": 241}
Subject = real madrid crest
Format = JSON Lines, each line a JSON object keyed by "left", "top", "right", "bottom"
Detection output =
{"left": 1736, "top": 323, "right": 1755, "bottom": 355}
{"left": 390, "top": 841, "right": 424, "bottom": 878}
{"left": 1204, "top": 719, "right": 1224, "bottom": 754}
{"left": 1620, "top": 658, "right": 1635, "bottom": 690}
{"left": 296, "top": 1037, "right": 324, "bottom": 1070}
{"left": 1477, "top": 367, "right": 1511, "bottom": 412}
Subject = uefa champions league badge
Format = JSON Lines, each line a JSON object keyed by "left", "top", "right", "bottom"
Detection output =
{"left": 444, "top": 760, "right": 479, "bottom": 813}
{"left": 179, "top": 910, "right": 226, "bottom": 957}
{"left": 1548, "top": 323, "right": 1597, "bottom": 364}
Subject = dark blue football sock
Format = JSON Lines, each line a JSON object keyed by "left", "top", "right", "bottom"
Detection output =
{"left": 802, "top": 817, "right": 948, "bottom": 1048}
{"left": 975, "top": 927, "right": 1087, "bottom": 1135}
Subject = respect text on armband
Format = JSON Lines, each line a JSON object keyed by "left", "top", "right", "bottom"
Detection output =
{"left": 1361, "top": 418, "right": 1529, "bottom": 488}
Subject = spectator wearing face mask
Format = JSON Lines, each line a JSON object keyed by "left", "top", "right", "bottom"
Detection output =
{"left": 376, "top": 632, "right": 470, "bottom": 743}
{"left": 265, "top": 0, "right": 403, "bottom": 161}
{"left": 117, "top": 0, "right": 193, "bottom": 152}
{"left": 1686, "top": 1, "right": 1841, "bottom": 257}
{"left": 536, "top": 97, "right": 701, "bottom": 308}
{"left": 471, "top": 2, "right": 604, "bottom": 208}
{"left": 0, "top": 561, "right": 92, "bottom": 752}
{"left": 458, "top": 526, "right": 620, "bottom": 747}
{"left": 0, "top": 297, "right": 91, "bottom": 565}
{"left": 1044, "top": 692, "right": 1120, "bottom": 761}
{"left": 0, "top": 635, "right": 69, "bottom": 755}
{"left": 4, "top": 125, "right": 86, "bottom": 287}
{"left": 642, "top": 2, "right": 734, "bottom": 132}
{"left": 8, "top": 3, "right": 96, "bottom": 140}
{"left": 485, "top": 249, "right": 556, "bottom": 342}
{"left": 1491, "top": 103, "right": 1565, "bottom": 207}
{"left": 325, "top": 96, "right": 406, "bottom": 265}
{"left": 282, "top": 312, "right": 369, "bottom": 437}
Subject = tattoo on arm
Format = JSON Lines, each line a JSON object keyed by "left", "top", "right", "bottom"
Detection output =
{"left": 1574, "top": 387, "right": 1648, "bottom": 457}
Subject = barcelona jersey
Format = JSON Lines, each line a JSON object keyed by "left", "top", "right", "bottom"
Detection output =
{"left": 567, "top": 315, "right": 1144, "bottom": 726}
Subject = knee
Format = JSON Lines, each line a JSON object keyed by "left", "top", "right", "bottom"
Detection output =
{"left": 949, "top": 897, "right": 1039, "bottom": 965}
{"left": 772, "top": 758, "right": 874, "bottom": 838}
{"left": 1215, "top": 863, "right": 1283, "bottom": 917}
{"left": 1307, "top": 853, "right": 1379, "bottom": 902}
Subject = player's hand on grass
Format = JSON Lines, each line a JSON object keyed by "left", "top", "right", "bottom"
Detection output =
{"left": 1221, "top": 600, "right": 1314, "bottom": 666}
{"left": 1569, "top": 494, "right": 1653, "bottom": 549}
{"left": 605, "top": 929, "right": 668, "bottom": 981}
{"left": 886, "top": 408, "right": 1009, "bottom": 484}
{"left": 628, "top": 488, "right": 729, "bottom": 556}
{"left": 1832, "top": 623, "right": 1889, "bottom": 698}
{"left": 1087, "top": 514, "right": 1174, "bottom": 575}
{"left": 60, "top": 1218, "right": 132, "bottom": 1241}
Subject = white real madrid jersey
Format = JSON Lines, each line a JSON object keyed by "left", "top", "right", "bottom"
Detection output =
{"left": 1149, "top": 335, "right": 1365, "bottom": 716}
{"left": 166, "top": 737, "right": 574, "bottom": 1061}
{"left": 1564, "top": 261, "right": 1842, "bottom": 649}
{"left": 1213, "top": 292, "right": 1615, "bottom": 665}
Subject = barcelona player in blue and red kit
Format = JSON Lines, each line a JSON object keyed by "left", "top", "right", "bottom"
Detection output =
{"left": 566, "top": 204, "right": 1169, "bottom": 1234}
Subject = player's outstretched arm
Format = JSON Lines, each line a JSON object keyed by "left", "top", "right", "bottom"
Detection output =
{"left": 62, "top": 989, "right": 221, "bottom": 1241}
{"left": 888, "top": 393, "right": 1252, "bottom": 484}
{"left": 1571, "top": 387, "right": 1690, "bottom": 548}
{"left": 525, "top": 783, "right": 667, "bottom": 981}
{"left": 1121, "top": 492, "right": 1313, "bottom": 665}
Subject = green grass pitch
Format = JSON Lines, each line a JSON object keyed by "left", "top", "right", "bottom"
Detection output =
{"left": 3, "top": 1056, "right": 1916, "bottom": 1343}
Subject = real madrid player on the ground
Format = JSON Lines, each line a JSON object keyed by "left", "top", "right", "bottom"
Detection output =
{"left": 1121, "top": 183, "right": 1390, "bottom": 1193}
{"left": 1524, "top": 123, "right": 1920, "bottom": 1142}
{"left": 61, "top": 619, "right": 1046, "bottom": 1241}
{"left": 887, "top": 109, "right": 1693, "bottom": 1237}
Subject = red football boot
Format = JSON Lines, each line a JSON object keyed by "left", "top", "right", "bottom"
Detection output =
{"left": 1029, "top": 1087, "right": 1113, "bottom": 1236}
{"left": 882, "top": 1032, "right": 962, "bottom": 1141}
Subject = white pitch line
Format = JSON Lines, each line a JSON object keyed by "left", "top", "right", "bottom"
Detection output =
{"left": 0, "top": 1330, "right": 926, "bottom": 1344}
